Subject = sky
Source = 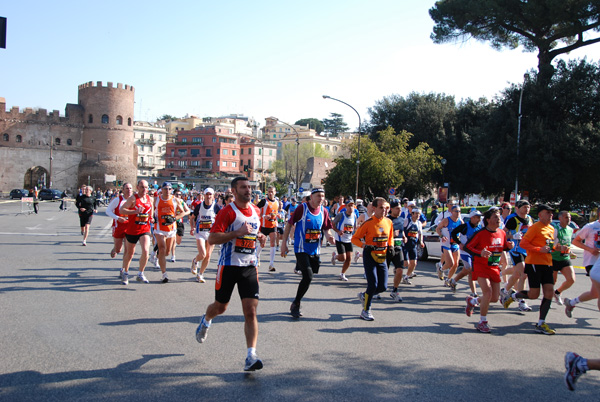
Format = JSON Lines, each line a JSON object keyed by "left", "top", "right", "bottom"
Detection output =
{"left": 2, "top": 0, "right": 600, "bottom": 131}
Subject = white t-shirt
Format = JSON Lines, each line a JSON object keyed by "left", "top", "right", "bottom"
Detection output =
{"left": 576, "top": 220, "right": 600, "bottom": 266}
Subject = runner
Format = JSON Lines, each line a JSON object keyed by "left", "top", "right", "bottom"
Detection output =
{"left": 275, "top": 203, "right": 286, "bottom": 253}
{"left": 331, "top": 199, "right": 358, "bottom": 281}
{"left": 503, "top": 204, "right": 558, "bottom": 335}
{"left": 256, "top": 186, "right": 279, "bottom": 273}
{"left": 500, "top": 200, "right": 534, "bottom": 312}
{"left": 499, "top": 202, "right": 512, "bottom": 283}
{"left": 551, "top": 211, "right": 576, "bottom": 305}
{"left": 284, "top": 197, "right": 299, "bottom": 246}
{"left": 448, "top": 210, "right": 483, "bottom": 294}
{"left": 105, "top": 182, "right": 133, "bottom": 259}
{"left": 280, "top": 188, "right": 335, "bottom": 319}
{"left": 351, "top": 197, "right": 394, "bottom": 320}
{"left": 119, "top": 180, "right": 154, "bottom": 285}
{"left": 464, "top": 208, "right": 514, "bottom": 333}
{"left": 169, "top": 188, "right": 190, "bottom": 263}
{"left": 564, "top": 213, "right": 600, "bottom": 317}
{"left": 190, "top": 188, "right": 221, "bottom": 283}
{"left": 154, "top": 182, "right": 189, "bottom": 283}
{"left": 436, "top": 205, "right": 463, "bottom": 284}
{"left": 397, "top": 206, "right": 423, "bottom": 298}
{"left": 383, "top": 200, "right": 406, "bottom": 299}
{"left": 75, "top": 185, "right": 97, "bottom": 246}
{"left": 194, "top": 176, "right": 266, "bottom": 372}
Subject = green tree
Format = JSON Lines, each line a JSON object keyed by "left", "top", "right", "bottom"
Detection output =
{"left": 430, "top": 0, "right": 600, "bottom": 85}
{"left": 322, "top": 113, "right": 349, "bottom": 137}
{"left": 324, "top": 127, "right": 441, "bottom": 199}
{"left": 295, "top": 118, "right": 325, "bottom": 134}
{"left": 272, "top": 142, "right": 330, "bottom": 185}
{"left": 157, "top": 114, "right": 177, "bottom": 121}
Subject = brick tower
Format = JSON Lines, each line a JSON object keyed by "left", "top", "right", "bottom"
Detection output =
{"left": 77, "top": 81, "right": 137, "bottom": 189}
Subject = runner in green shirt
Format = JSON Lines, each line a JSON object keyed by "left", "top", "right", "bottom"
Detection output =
{"left": 551, "top": 211, "right": 576, "bottom": 305}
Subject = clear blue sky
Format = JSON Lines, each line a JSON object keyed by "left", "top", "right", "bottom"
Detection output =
{"left": 2, "top": 1, "right": 600, "bottom": 130}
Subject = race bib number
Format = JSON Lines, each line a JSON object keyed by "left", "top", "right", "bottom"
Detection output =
{"left": 160, "top": 215, "right": 175, "bottom": 225}
{"left": 234, "top": 234, "right": 257, "bottom": 254}
{"left": 488, "top": 252, "right": 501, "bottom": 266}
{"left": 135, "top": 213, "right": 149, "bottom": 225}
{"left": 198, "top": 220, "right": 212, "bottom": 231}
{"left": 305, "top": 229, "right": 321, "bottom": 243}
{"left": 343, "top": 224, "right": 354, "bottom": 234}
{"left": 373, "top": 236, "right": 388, "bottom": 251}
{"left": 407, "top": 230, "right": 418, "bottom": 238}
{"left": 393, "top": 238, "right": 403, "bottom": 247}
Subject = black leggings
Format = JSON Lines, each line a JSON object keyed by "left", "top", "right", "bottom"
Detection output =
{"left": 294, "top": 253, "right": 321, "bottom": 304}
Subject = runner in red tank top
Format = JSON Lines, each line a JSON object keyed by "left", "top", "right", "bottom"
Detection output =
{"left": 118, "top": 180, "right": 154, "bottom": 285}
{"left": 105, "top": 183, "right": 133, "bottom": 262}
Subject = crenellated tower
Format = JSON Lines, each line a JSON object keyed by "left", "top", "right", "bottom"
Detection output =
{"left": 77, "top": 81, "right": 137, "bottom": 189}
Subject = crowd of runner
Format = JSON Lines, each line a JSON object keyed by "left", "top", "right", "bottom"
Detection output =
{"left": 80, "top": 178, "right": 600, "bottom": 385}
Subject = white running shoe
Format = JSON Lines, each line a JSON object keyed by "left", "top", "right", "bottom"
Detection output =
{"left": 339, "top": 273, "right": 348, "bottom": 281}
{"left": 136, "top": 272, "right": 149, "bottom": 283}
{"left": 554, "top": 292, "right": 564, "bottom": 305}
{"left": 170, "top": 255, "right": 176, "bottom": 263}
{"left": 331, "top": 251, "right": 337, "bottom": 266}
{"left": 191, "top": 258, "right": 198, "bottom": 275}
{"left": 196, "top": 274, "right": 205, "bottom": 283}
{"left": 244, "top": 354, "right": 263, "bottom": 371}
{"left": 401, "top": 275, "right": 412, "bottom": 285}
{"left": 360, "top": 309, "right": 374, "bottom": 321}
{"left": 353, "top": 251, "right": 361, "bottom": 263}
{"left": 121, "top": 270, "right": 128, "bottom": 285}
{"left": 161, "top": 272, "right": 169, "bottom": 283}
{"left": 518, "top": 300, "right": 532, "bottom": 312}
{"left": 436, "top": 262, "right": 444, "bottom": 280}
{"left": 390, "top": 292, "right": 403, "bottom": 302}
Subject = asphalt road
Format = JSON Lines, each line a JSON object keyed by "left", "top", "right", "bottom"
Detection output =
{"left": 0, "top": 199, "right": 599, "bottom": 401}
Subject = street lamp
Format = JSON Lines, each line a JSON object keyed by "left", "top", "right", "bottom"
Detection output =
{"left": 441, "top": 158, "right": 447, "bottom": 216}
{"left": 322, "top": 95, "right": 361, "bottom": 201}
{"left": 275, "top": 119, "right": 300, "bottom": 194}
{"left": 515, "top": 73, "right": 530, "bottom": 202}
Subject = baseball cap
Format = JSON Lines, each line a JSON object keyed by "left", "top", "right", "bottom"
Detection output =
{"left": 537, "top": 204, "right": 554, "bottom": 213}
{"left": 204, "top": 187, "right": 215, "bottom": 194}
{"left": 162, "top": 182, "right": 172, "bottom": 188}
{"left": 470, "top": 210, "right": 483, "bottom": 218}
{"left": 356, "top": 199, "right": 363, "bottom": 205}
{"left": 311, "top": 188, "right": 325, "bottom": 194}
{"left": 346, "top": 198, "right": 355, "bottom": 205}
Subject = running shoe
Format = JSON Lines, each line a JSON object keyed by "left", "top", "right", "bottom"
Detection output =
{"left": 565, "top": 352, "right": 586, "bottom": 391}
{"left": 476, "top": 320, "right": 491, "bottom": 333}
{"left": 191, "top": 258, "right": 198, "bottom": 275}
{"left": 390, "top": 291, "right": 403, "bottom": 302}
{"left": 554, "top": 292, "right": 564, "bottom": 305}
{"left": 448, "top": 278, "right": 457, "bottom": 292}
{"left": 196, "top": 274, "right": 205, "bottom": 283}
{"left": 276, "top": 246, "right": 279, "bottom": 252}
{"left": 170, "top": 255, "right": 176, "bottom": 263}
{"left": 353, "top": 251, "right": 361, "bottom": 263}
{"left": 409, "top": 272, "right": 418, "bottom": 278}
{"left": 244, "top": 354, "right": 263, "bottom": 372}
{"left": 518, "top": 300, "right": 532, "bottom": 312}
{"left": 339, "top": 273, "right": 348, "bottom": 281}
{"left": 268, "top": 265, "right": 276, "bottom": 273}
{"left": 290, "top": 302, "right": 302, "bottom": 319}
{"left": 357, "top": 292, "right": 365, "bottom": 303}
{"left": 465, "top": 296, "right": 476, "bottom": 317}
{"left": 121, "top": 270, "right": 128, "bottom": 285}
{"left": 499, "top": 288, "right": 509, "bottom": 305}
{"left": 161, "top": 272, "right": 169, "bottom": 283}
{"left": 374, "top": 294, "right": 382, "bottom": 300}
{"left": 149, "top": 251, "right": 156, "bottom": 264}
{"left": 470, "top": 293, "right": 479, "bottom": 298}
{"left": 503, "top": 293, "right": 516, "bottom": 309}
{"left": 535, "top": 322, "right": 556, "bottom": 335}
{"left": 82, "top": 240, "right": 86, "bottom": 246}
{"left": 195, "top": 314, "right": 211, "bottom": 343}
{"left": 119, "top": 268, "right": 124, "bottom": 278}
{"left": 331, "top": 251, "right": 337, "bottom": 266}
{"left": 294, "top": 269, "right": 302, "bottom": 275}
{"left": 436, "top": 263, "right": 444, "bottom": 280}
{"left": 111, "top": 248, "right": 117, "bottom": 258}
{"left": 154, "top": 259, "right": 161, "bottom": 270}
{"left": 564, "top": 298, "right": 575, "bottom": 318}
{"left": 360, "top": 309, "right": 374, "bottom": 321}
{"left": 136, "top": 272, "right": 149, "bottom": 284}
{"left": 401, "top": 276, "right": 412, "bottom": 285}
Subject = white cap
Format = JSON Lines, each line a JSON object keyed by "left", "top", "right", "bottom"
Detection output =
{"left": 203, "top": 187, "right": 215, "bottom": 194}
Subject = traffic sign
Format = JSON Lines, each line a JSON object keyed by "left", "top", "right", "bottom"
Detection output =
{"left": 299, "top": 187, "right": 304, "bottom": 192}
{"left": 389, "top": 188, "right": 395, "bottom": 195}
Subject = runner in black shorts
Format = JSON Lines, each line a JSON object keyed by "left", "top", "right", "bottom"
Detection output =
{"left": 215, "top": 265, "right": 260, "bottom": 304}
{"left": 125, "top": 232, "right": 151, "bottom": 244}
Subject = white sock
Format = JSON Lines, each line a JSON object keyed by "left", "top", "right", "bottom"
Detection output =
{"left": 247, "top": 347, "right": 256, "bottom": 358}
{"left": 571, "top": 297, "right": 580, "bottom": 306}
{"left": 538, "top": 319, "right": 545, "bottom": 326}
{"left": 480, "top": 316, "right": 487, "bottom": 323}
{"left": 270, "top": 247, "right": 275, "bottom": 265}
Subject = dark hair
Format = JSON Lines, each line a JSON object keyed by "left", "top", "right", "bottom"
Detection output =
{"left": 231, "top": 176, "right": 248, "bottom": 190}
{"left": 483, "top": 208, "right": 500, "bottom": 227}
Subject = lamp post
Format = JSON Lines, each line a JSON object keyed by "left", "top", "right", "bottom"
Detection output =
{"left": 441, "top": 158, "right": 447, "bottom": 216}
{"left": 275, "top": 119, "right": 300, "bottom": 195}
{"left": 322, "top": 95, "right": 361, "bottom": 201}
{"left": 515, "top": 73, "right": 529, "bottom": 202}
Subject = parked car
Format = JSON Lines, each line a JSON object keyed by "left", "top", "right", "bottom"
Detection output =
{"left": 38, "top": 189, "right": 62, "bottom": 200}
{"left": 551, "top": 219, "right": 580, "bottom": 240}
{"left": 9, "top": 189, "right": 29, "bottom": 199}
{"left": 417, "top": 216, "right": 470, "bottom": 261}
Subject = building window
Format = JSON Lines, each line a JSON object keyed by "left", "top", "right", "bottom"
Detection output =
{"left": 182, "top": 138, "right": 187, "bottom": 143}
{"left": 213, "top": 137, "right": 216, "bottom": 142}
{"left": 3, "top": 134, "right": 8, "bottom": 141}
{"left": 178, "top": 149, "right": 187, "bottom": 157}
{"left": 223, "top": 161, "right": 227, "bottom": 167}
{"left": 67, "top": 139, "right": 72, "bottom": 146}
{"left": 258, "top": 159, "right": 262, "bottom": 168}
{"left": 193, "top": 137, "right": 202, "bottom": 143}
{"left": 206, "top": 149, "right": 212, "bottom": 157}
{"left": 269, "top": 149, "right": 273, "bottom": 156}
{"left": 191, "top": 149, "right": 200, "bottom": 157}
{"left": 16, "top": 135, "right": 22, "bottom": 143}
{"left": 116, "top": 116, "right": 123, "bottom": 125}
{"left": 55, "top": 138, "right": 61, "bottom": 145}
{"left": 171, "top": 150, "right": 175, "bottom": 157}
{"left": 232, "top": 161, "right": 237, "bottom": 168}
{"left": 232, "top": 149, "right": 237, "bottom": 156}
{"left": 241, "top": 148, "right": 244, "bottom": 155}
{"left": 269, "top": 160, "right": 273, "bottom": 168}
{"left": 88, "top": 114, "right": 93, "bottom": 123}
{"left": 178, "top": 160, "right": 186, "bottom": 168}
{"left": 102, "top": 114, "right": 109, "bottom": 124}
{"left": 273, "top": 134, "right": 276, "bottom": 139}
{"left": 248, "top": 148, "right": 252, "bottom": 155}
{"left": 222, "top": 149, "right": 228, "bottom": 155}
{"left": 128, "top": 118, "right": 132, "bottom": 126}
{"left": 216, "top": 160, "right": 220, "bottom": 167}
{"left": 248, "top": 159, "right": 251, "bottom": 167}
{"left": 216, "top": 149, "right": 220, "bottom": 155}
{"left": 258, "top": 148, "right": 262, "bottom": 155}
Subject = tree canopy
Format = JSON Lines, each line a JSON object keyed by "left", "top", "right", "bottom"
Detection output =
{"left": 295, "top": 118, "right": 325, "bottom": 134}
{"left": 430, "top": 0, "right": 600, "bottom": 84}
{"left": 322, "top": 113, "right": 349, "bottom": 137}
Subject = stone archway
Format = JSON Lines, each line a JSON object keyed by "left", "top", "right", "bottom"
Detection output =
{"left": 24, "top": 166, "right": 48, "bottom": 190}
